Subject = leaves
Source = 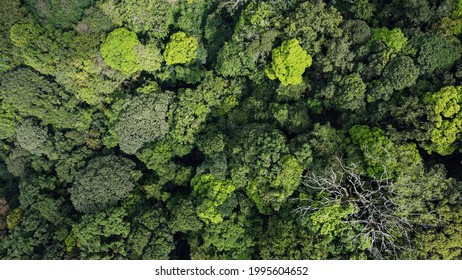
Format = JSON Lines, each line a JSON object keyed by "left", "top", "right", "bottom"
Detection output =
{"left": 164, "top": 32, "right": 199, "bottom": 65}
{"left": 192, "top": 174, "right": 237, "bottom": 224}
{"left": 69, "top": 156, "right": 137, "bottom": 213}
{"left": 265, "top": 39, "right": 312, "bottom": 86}
{"left": 2, "top": 0, "right": 462, "bottom": 261}
{"left": 115, "top": 92, "right": 172, "bottom": 154}
{"left": 423, "top": 86, "right": 462, "bottom": 155}
{"left": 100, "top": 28, "right": 142, "bottom": 75}
{"left": 369, "top": 27, "right": 407, "bottom": 52}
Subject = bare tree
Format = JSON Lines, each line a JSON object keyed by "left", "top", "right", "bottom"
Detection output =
{"left": 296, "top": 158, "right": 414, "bottom": 259}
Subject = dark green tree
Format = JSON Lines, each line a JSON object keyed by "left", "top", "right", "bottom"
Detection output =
{"left": 24, "top": 0, "right": 93, "bottom": 29}
{"left": 127, "top": 207, "right": 175, "bottom": 259}
{"left": 229, "top": 124, "right": 303, "bottom": 214}
{"left": 68, "top": 207, "right": 130, "bottom": 259}
{"left": 0, "top": 68, "right": 90, "bottom": 131}
{"left": 114, "top": 91, "right": 173, "bottom": 155}
{"left": 69, "top": 155, "right": 139, "bottom": 213}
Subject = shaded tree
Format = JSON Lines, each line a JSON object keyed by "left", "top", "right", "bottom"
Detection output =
{"left": 69, "top": 155, "right": 138, "bottom": 213}
{"left": 68, "top": 207, "right": 130, "bottom": 259}
{"left": 229, "top": 124, "right": 303, "bottom": 214}
{"left": 0, "top": 68, "right": 90, "bottom": 131}
{"left": 114, "top": 91, "right": 173, "bottom": 155}
{"left": 127, "top": 207, "right": 175, "bottom": 259}
{"left": 24, "top": 0, "right": 93, "bottom": 29}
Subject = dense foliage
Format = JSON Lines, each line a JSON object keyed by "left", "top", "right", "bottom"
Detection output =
{"left": 2, "top": 0, "right": 462, "bottom": 260}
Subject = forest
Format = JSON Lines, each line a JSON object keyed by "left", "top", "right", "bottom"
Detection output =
{"left": 1, "top": 0, "right": 462, "bottom": 260}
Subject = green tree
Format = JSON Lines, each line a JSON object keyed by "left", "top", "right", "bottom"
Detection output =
{"left": 422, "top": 86, "right": 462, "bottom": 155}
{"left": 265, "top": 39, "right": 312, "bottom": 86}
{"left": 190, "top": 197, "right": 261, "bottom": 260}
{"left": 1, "top": 209, "right": 65, "bottom": 259}
{"left": 368, "top": 55, "right": 420, "bottom": 102}
{"left": 417, "top": 34, "right": 462, "bottom": 74}
{"left": 229, "top": 124, "right": 303, "bottom": 214}
{"left": 270, "top": 101, "right": 311, "bottom": 134}
{"left": 135, "top": 43, "right": 163, "bottom": 72}
{"left": 349, "top": 125, "right": 422, "bottom": 178}
{"left": 192, "top": 174, "right": 237, "bottom": 224}
{"left": 369, "top": 27, "right": 407, "bottom": 52}
{"left": 15, "top": 120, "right": 48, "bottom": 156}
{"left": 0, "top": 68, "right": 90, "bottom": 131}
{"left": 6, "top": 208, "right": 21, "bottom": 231}
{"left": 318, "top": 73, "right": 367, "bottom": 111}
{"left": 283, "top": 0, "right": 343, "bottom": 53}
{"left": 75, "top": 6, "right": 114, "bottom": 34}
{"left": 1, "top": 176, "right": 68, "bottom": 259}
{"left": 99, "top": 0, "right": 174, "bottom": 38}
{"left": 100, "top": 28, "right": 159, "bottom": 75}
{"left": 383, "top": 0, "right": 432, "bottom": 26}
{"left": 0, "top": 111, "right": 17, "bottom": 140}
{"left": 136, "top": 141, "right": 190, "bottom": 190}
{"left": 164, "top": 32, "right": 199, "bottom": 65}
{"left": 337, "top": 73, "right": 367, "bottom": 111}
{"left": 24, "top": 0, "right": 92, "bottom": 29}
{"left": 259, "top": 211, "right": 328, "bottom": 259}
{"left": 127, "top": 207, "right": 174, "bottom": 259}
{"left": 167, "top": 197, "right": 203, "bottom": 233}
{"left": 9, "top": 21, "right": 67, "bottom": 75}
{"left": 0, "top": 0, "right": 27, "bottom": 72}
{"left": 192, "top": 213, "right": 256, "bottom": 259}
{"left": 69, "top": 155, "right": 138, "bottom": 213}
{"left": 114, "top": 92, "right": 173, "bottom": 154}
{"left": 413, "top": 206, "right": 462, "bottom": 260}
{"left": 69, "top": 207, "right": 130, "bottom": 259}
{"left": 216, "top": 41, "right": 255, "bottom": 77}
{"left": 9, "top": 19, "right": 130, "bottom": 104}
{"left": 168, "top": 73, "right": 243, "bottom": 151}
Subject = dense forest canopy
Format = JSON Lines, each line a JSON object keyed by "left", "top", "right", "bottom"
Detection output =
{"left": 2, "top": 0, "right": 462, "bottom": 260}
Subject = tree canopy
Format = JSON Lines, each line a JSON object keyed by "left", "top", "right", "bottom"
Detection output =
{"left": 3, "top": 0, "right": 462, "bottom": 261}
{"left": 265, "top": 39, "right": 312, "bottom": 86}
{"left": 164, "top": 31, "right": 199, "bottom": 65}
{"left": 69, "top": 155, "right": 138, "bottom": 214}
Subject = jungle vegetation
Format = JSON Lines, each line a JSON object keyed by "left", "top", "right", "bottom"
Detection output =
{"left": 2, "top": 0, "right": 462, "bottom": 260}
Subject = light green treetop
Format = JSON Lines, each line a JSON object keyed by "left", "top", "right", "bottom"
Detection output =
{"left": 100, "top": 28, "right": 141, "bottom": 74}
{"left": 452, "top": 0, "right": 462, "bottom": 18}
{"left": 265, "top": 38, "right": 312, "bottom": 86}
{"left": 164, "top": 31, "right": 199, "bottom": 65}
{"left": 369, "top": 27, "right": 407, "bottom": 52}
{"left": 192, "top": 174, "right": 237, "bottom": 224}
{"left": 349, "top": 125, "right": 422, "bottom": 178}
{"left": 423, "top": 86, "right": 462, "bottom": 155}
{"left": 100, "top": 28, "right": 162, "bottom": 75}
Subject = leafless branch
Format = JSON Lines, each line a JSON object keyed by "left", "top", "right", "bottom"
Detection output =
{"left": 297, "top": 157, "right": 414, "bottom": 259}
